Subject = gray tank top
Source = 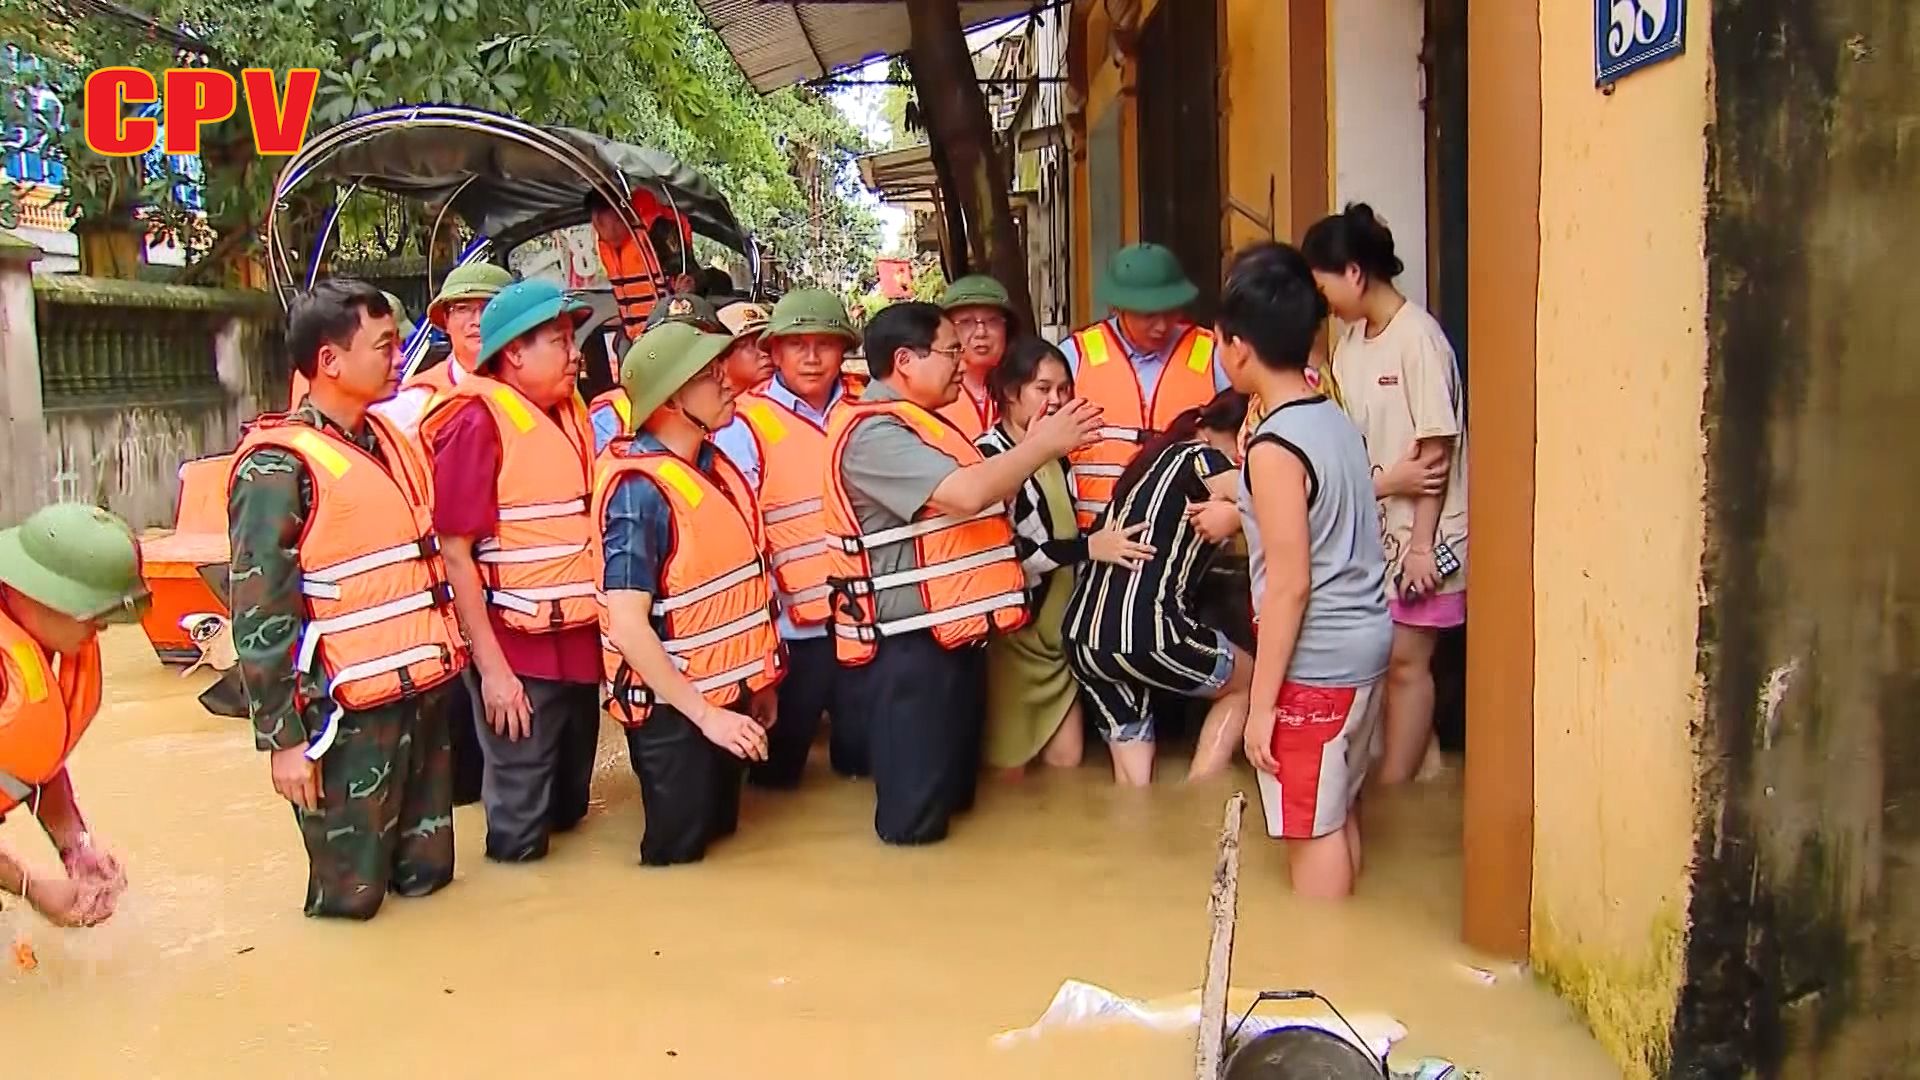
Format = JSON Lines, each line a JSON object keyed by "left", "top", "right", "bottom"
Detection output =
{"left": 1237, "top": 397, "right": 1393, "bottom": 686}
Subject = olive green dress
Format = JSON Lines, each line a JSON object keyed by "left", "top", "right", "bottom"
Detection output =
{"left": 985, "top": 457, "right": 1080, "bottom": 768}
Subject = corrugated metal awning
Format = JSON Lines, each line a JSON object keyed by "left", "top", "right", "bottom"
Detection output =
{"left": 695, "top": 0, "right": 1032, "bottom": 92}
{"left": 857, "top": 143, "right": 940, "bottom": 209}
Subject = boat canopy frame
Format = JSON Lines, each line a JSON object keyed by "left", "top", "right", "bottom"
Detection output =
{"left": 262, "top": 104, "right": 760, "bottom": 307}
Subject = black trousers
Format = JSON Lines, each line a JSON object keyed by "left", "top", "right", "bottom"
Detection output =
{"left": 446, "top": 673, "right": 485, "bottom": 807}
{"left": 866, "top": 631, "right": 985, "bottom": 846}
{"left": 626, "top": 704, "right": 746, "bottom": 866}
{"left": 466, "top": 672, "right": 600, "bottom": 863}
{"left": 751, "top": 636, "right": 871, "bottom": 788}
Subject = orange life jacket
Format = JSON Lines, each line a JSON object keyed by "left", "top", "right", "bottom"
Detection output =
{"left": 733, "top": 388, "right": 854, "bottom": 627}
{"left": 228, "top": 413, "right": 466, "bottom": 753}
{"left": 1066, "top": 322, "right": 1218, "bottom": 528}
{"left": 595, "top": 233, "right": 665, "bottom": 336}
{"left": 0, "top": 609, "right": 101, "bottom": 817}
{"left": 936, "top": 386, "right": 997, "bottom": 443}
{"left": 588, "top": 387, "right": 634, "bottom": 444}
{"left": 822, "top": 399, "right": 1029, "bottom": 665}
{"left": 403, "top": 357, "right": 467, "bottom": 399}
{"left": 593, "top": 441, "right": 782, "bottom": 725}
{"left": 418, "top": 375, "right": 601, "bottom": 635}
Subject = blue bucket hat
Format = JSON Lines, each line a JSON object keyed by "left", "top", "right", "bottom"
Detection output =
{"left": 475, "top": 279, "right": 593, "bottom": 367}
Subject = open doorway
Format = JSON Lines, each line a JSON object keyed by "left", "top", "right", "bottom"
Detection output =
{"left": 1135, "top": 0, "right": 1222, "bottom": 320}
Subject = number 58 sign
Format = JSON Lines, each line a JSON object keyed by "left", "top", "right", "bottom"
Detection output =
{"left": 1595, "top": 0, "right": 1686, "bottom": 86}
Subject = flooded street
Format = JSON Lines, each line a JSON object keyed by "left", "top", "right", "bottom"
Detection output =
{"left": 3, "top": 629, "right": 1618, "bottom": 1077}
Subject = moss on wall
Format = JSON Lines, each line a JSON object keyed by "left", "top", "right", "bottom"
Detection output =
{"left": 1535, "top": 903, "right": 1685, "bottom": 1080}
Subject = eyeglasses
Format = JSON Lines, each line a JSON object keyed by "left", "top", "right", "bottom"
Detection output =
{"left": 953, "top": 314, "right": 1006, "bottom": 335}
{"left": 921, "top": 344, "right": 963, "bottom": 361}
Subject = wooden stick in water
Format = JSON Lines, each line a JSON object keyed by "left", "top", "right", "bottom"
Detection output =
{"left": 1195, "top": 791, "right": 1247, "bottom": 1080}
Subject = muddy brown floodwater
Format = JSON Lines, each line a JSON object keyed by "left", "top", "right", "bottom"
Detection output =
{"left": 2, "top": 629, "right": 1620, "bottom": 1078}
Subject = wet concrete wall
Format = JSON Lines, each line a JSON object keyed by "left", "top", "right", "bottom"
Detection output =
{"left": 1526, "top": 1, "right": 1714, "bottom": 1075}
{"left": 1673, "top": 0, "right": 1920, "bottom": 1074}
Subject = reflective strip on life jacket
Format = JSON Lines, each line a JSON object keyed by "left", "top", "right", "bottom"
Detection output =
{"left": 736, "top": 390, "right": 848, "bottom": 628}
{"left": 230, "top": 414, "right": 465, "bottom": 727}
{"left": 832, "top": 503, "right": 1008, "bottom": 552}
{"left": 0, "top": 769, "right": 32, "bottom": 804}
{"left": 1067, "top": 322, "right": 1218, "bottom": 528}
{"left": 822, "top": 401, "right": 1029, "bottom": 665}
{"left": 295, "top": 586, "right": 452, "bottom": 674}
{"left": 831, "top": 590, "right": 1033, "bottom": 644}
{"left": 299, "top": 537, "right": 441, "bottom": 598}
{"left": 655, "top": 557, "right": 767, "bottom": 615}
{"left": 592, "top": 444, "right": 781, "bottom": 725}
{"left": 304, "top": 642, "right": 459, "bottom": 760}
{"left": 606, "top": 654, "right": 776, "bottom": 709}
{"left": 418, "top": 375, "right": 600, "bottom": 635}
{"left": 761, "top": 496, "right": 823, "bottom": 526}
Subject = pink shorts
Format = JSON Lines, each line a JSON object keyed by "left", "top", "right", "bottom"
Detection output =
{"left": 1389, "top": 589, "right": 1466, "bottom": 629}
{"left": 1255, "top": 680, "right": 1384, "bottom": 840}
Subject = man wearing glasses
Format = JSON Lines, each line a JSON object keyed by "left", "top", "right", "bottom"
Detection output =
{"left": 0, "top": 503, "right": 146, "bottom": 928}
{"left": 823, "top": 303, "right": 1102, "bottom": 844}
{"left": 935, "top": 275, "right": 1018, "bottom": 441}
{"left": 1054, "top": 243, "right": 1231, "bottom": 529}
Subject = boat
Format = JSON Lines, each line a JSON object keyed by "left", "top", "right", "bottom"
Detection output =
{"left": 136, "top": 105, "right": 762, "bottom": 677}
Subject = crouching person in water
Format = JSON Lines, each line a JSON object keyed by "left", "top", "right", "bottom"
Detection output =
{"left": 229, "top": 280, "right": 468, "bottom": 919}
{"left": 1218, "top": 244, "right": 1392, "bottom": 899}
{"left": 0, "top": 504, "right": 146, "bottom": 928}
{"left": 597, "top": 322, "right": 781, "bottom": 864}
{"left": 825, "top": 302, "right": 1103, "bottom": 845}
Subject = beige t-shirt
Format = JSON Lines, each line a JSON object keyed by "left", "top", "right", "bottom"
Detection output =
{"left": 1331, "top": 302, "right": 1469, "bottom": 598}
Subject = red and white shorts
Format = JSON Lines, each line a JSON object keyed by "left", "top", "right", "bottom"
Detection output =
{"left": 1255, "top": 679, "right": 1384, "bottom": 840}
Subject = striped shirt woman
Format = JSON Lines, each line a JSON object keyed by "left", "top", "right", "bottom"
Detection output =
{"left": 973, "top": 338, "right": 1154, "bottom": 772}
{"left": 1061, "top": 390, "right": 1254, "bottom": 785}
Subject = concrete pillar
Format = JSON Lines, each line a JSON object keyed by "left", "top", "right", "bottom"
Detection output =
{"left": 0, "top": 232, "right": 50, "bottom": 527}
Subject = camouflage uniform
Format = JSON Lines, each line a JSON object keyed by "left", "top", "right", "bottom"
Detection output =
{"left": 228, "top": 399, "right": 456, "bottom": 920}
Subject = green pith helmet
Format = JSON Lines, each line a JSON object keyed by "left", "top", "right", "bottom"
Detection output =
{"left": 427, "top": 263, "right": 516, "bottom": 328}
{"left": 475, "top": 279, "right": 593, "bottom": 367}
{"left": 620, "top": 322, "right": 734, "bottom": 421}
{"left": 381, "top": 290, "right": 418, "bottom": 341}
{"left": 762, "top": 287, "right": 858, "bottom": 344}
{"left": 1095, "top": 242, "right": 1199, "bottom": 315}
{"left": 938, "top": 274, "right": 1014, "bottom": 318}
{"left": 644, "top": 292, "right": 724, "bottom": 333}
{"left": 0, "top": 503, "right": 150, "bottom": 622}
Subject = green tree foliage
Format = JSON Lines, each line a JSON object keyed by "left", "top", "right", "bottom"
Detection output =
{"left": 1, "top": 0, "right": 879, "bottom": 285}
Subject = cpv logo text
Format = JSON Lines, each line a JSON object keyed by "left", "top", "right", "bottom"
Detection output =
{"left": 82, "top": 69, "right": 320, "bottom": 157}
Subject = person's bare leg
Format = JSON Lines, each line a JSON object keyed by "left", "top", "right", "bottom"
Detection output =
{"left": 1188, "top": 691, "right": 1249, "bottom": 780}
{"left": 1414, "top": 729, "right": 1446, "bottom": 782}
{"left": 1287, "top": 832, "right": 1356, "bottom": 898}
{"left": 1343, "top": 813, "right": 1363, "bottom": 880}
{"left": 1040, "top": 700, "right": 1085, "bottom": 768}
{"left": 1110, "top": 741, "right": 1155, "bottom": 786}
{"left": 1188, "top": 645, "right": 1253, "bottom": 780}
{"left": 1374, "top": 626, "right": 1438, "bottom": 784}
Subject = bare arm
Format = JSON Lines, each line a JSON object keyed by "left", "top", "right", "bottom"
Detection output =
{"left": 927, "top": 436, "right": 1069, "bottom": 517}
{"left": 1242, "top": 442, "right": 1312, "bottom": 772}
{"left": 441, "top": 534, "right": 532, "bottom": 740}
{"left": 1406, "top": 437, "right": 1454, "bottom": 553}
{"left": 606, "top": 591, "right": 717, "bottom": 719}
{"left": 30, "top": 770, "right": 86, "bottom": 856}
{"left": 927, "top": 398, "right": 1103, "bottom": 516}
{"left": 605, "top": 590, "right": 766, "bottom": 760}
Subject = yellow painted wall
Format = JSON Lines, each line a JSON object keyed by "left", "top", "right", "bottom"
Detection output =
{"left": 1221, "top": 0, "right": 1291, "bottom": 252}
{"left": 1527, "top": 0, "right": 1714, "bottom": 1075}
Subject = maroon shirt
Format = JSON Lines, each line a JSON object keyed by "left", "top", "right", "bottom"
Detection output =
{"left": 430, "top": 398, "right": 601, "bottom": 685}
